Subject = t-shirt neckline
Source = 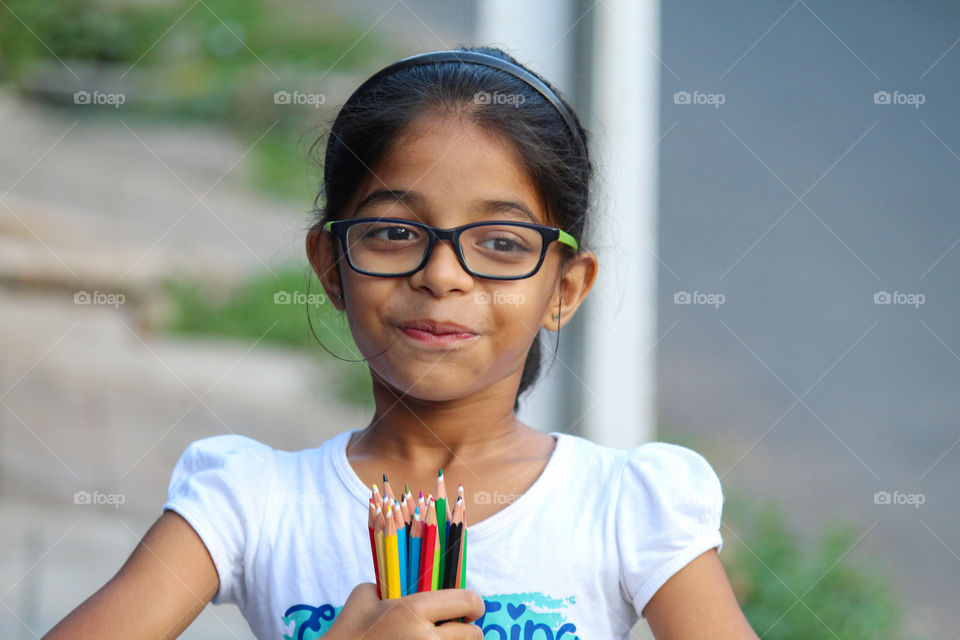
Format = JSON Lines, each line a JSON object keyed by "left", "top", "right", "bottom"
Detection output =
{"left": 332, "top": 428, "right": 569, "bottom": 542}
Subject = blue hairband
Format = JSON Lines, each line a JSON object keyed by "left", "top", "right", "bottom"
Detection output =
{"left": 335, "top": 49, "right": 587, "bottom": 160}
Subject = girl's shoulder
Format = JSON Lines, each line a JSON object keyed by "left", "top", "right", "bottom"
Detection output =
{"left": 551, "top": 432, "right": 723, "bottom": 521}
{"left": 552, "top": 432, "right": 719, "bottom": 486}
{"left": 167, "top": 430, "right": 351, "bottom": 497}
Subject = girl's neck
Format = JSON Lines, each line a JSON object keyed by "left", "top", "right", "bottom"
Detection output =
{"left": 348, "top": 376, "right": 530, "bottom": 472}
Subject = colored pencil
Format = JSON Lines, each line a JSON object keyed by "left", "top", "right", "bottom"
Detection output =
{"left": 443, "top": 497, "right": 463, "bottom": 589}
{"left": 382, "top": 473, "right": 396, "bottom": 502}
{"left": 408, "top": 506, "right": 422, "bottom": 594}
{"left": 368, "top": 498, "right": 381, "bottom": 599}
{"left": 436, "top": 470, "right": 448, "bottom": 585}
{"left": 367, "top": 473, "right": 467, "bottom": 599}
{"left": 419, "top": 501, "right": 438, "bottom": 592}
{"left": 374, "top": 504, "right": 387, "bottom": 599}
{"left": 429, "top": 499, "right": 441, "bottom": 590}
{"left": 385, "top": 504, "right": 401, "bottom": 599}
{"left": 392, "top": 499, "right": 407, "bottom": 596}
{"left": 459, "top": 489, "right": 467, "bottom": 589}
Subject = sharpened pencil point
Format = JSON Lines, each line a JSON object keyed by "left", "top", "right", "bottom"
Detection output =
{"left": 383, "top": 473, "right": 389, "bottom": 483}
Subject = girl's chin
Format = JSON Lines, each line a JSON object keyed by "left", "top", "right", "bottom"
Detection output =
{"left": 374, "top": 370, "right": 477, "bottom": 403}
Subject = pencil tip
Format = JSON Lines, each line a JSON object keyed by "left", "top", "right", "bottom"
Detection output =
{"left": 382, "top": 473, "right": 388, "bottom": 483}
{"left": 438, "top": 468, "right": 443, "bottom": 477}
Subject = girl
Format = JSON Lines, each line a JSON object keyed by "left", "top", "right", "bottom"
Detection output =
{"left": 44, "top": 46, "right": 758, "bottom": 639}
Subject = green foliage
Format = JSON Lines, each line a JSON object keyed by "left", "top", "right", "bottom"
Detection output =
{"left": 248, "top": 127, "right": 322, "bottom": 205}
{"left": 721, "top": 493, "right": 909, "bottom": 639}
{"left": 0, "top": 0, "right": 390, "bottom": 76}
{"left": 0, "top": 0, "right": 175, "bottom": 73}
{"left": 161, "top": 266, "right": 372, "bottom": 408}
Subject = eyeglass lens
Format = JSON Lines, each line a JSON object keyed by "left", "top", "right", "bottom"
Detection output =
{"left": 344, "top": 221, "right": 544, "bottom": 277}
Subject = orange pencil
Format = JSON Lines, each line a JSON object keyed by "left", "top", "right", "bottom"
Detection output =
{"left": 374, "top": 504, "right": 387, "bottom": 599}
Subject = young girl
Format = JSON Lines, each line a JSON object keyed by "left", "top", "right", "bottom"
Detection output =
{"left": 44, "top": 46, "right": 757, "bottom": 640}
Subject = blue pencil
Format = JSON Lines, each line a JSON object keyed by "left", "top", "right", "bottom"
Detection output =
{"left": 397, "top": 504, "right": 407, "bottom": 596}
{"left": 408, "top": 506, "right": 422, "bottom": 594}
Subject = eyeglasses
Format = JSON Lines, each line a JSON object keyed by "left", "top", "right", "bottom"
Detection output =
{"left": 324, "top": 217, "right": 579, "bottom": 280}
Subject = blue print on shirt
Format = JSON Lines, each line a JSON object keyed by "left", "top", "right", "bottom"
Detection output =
{"left": 282, "top": 593, "right": 579, "bottom": 640}
{"left": 282, "top": 603, "right": 340, "bottom": 640}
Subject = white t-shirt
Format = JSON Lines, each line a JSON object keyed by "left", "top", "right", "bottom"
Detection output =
{"left": 163, "top": 428, "right": 724, "bottom": 639}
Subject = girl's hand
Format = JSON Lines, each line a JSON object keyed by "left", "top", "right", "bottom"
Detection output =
{"left": 325, "top": 583, "right": 485, "bottom": 639}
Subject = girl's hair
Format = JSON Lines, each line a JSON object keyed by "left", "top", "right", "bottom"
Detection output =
{"left": 309, "top": 45, "right": 593, "bottom": 412}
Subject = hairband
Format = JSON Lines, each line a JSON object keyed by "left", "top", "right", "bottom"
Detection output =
{"left": 334, "top": 50, "right": 587, "bottom": 160}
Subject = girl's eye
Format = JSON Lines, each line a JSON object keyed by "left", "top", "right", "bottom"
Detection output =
{"left": 477, "top": 234, "right": 532, "bottom": 254}
{"left": 363, "top": 225, "right": 420, "bottom": 242}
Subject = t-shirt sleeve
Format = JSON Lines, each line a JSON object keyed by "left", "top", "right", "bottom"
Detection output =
{"left": 162, "top": 434, "right": 273, "bottom": 606}
{"left": 616, "top": 442, "right": 724, "bottom": 618}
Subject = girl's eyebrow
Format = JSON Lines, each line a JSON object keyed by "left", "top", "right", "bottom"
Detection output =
{"left": 476, "top": 199, "right": 540, "bottom": 225}
{"left": 353, "top": 189, "right": 540, "bottom": 225}
{"left": 353, "top": 189, "right": 423, "bottom": 215}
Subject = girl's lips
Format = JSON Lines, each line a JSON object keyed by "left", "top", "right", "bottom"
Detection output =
{"left": 394, "top": 319, "right": 479, "bottom": 347}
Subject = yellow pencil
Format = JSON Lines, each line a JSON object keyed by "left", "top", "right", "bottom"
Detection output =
{"left": 385, "top": 504, "right": 402, "bottom": 599}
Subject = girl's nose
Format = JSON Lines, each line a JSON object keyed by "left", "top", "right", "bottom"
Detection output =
{"left": 408, "top": 239, "right": 473, "bottom": 295}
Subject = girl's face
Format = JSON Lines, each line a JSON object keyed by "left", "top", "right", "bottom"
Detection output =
{"left": 309, "top": 112, "right": 596, "bottom": 405}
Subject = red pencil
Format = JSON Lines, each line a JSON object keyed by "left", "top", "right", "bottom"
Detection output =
{"left": 418, "top": 500, "right": 438, "bottom": 592}
{"left": 368, "top": 498, "right": 381, "bottom": 599}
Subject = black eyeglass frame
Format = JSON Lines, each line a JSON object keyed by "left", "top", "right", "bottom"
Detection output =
{"left": 324, "top": 217, "right": 580, "bottom": 281}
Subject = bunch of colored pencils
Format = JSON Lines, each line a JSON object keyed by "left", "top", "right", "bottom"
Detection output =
{"left": 367, "top": 469, "right": 467, "bottom": 599}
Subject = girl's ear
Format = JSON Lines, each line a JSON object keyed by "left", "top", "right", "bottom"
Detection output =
{"left": 542, "top": 250, "right": 599, "bottom": 331}
{"left": 306, "top": 226, "right": 346, "bottom": 311}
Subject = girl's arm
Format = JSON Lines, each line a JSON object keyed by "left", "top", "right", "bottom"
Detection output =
{"left": 43, "top": 510, "right": 219, "bottom": 640}
{"left": 643, "top": 548, "right": 759, "bottom": 640}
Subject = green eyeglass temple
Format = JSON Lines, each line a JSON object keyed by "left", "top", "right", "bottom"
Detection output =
{"left": 558, "top": 229, "right": 579, "bottom": 251}
{"left": 322, "top": 220, "right": 579, "bottom": 251}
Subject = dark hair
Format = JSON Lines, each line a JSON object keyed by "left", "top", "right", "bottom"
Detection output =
{"left": 309, "top": 45, "right": 593, "bottom": 413}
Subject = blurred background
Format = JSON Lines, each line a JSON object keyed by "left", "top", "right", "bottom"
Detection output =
{"left": 0, "top": 1, "right": 957, "bottom": 638}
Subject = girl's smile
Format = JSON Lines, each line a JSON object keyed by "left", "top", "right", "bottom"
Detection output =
{"left": 394, "top": 318, "right": 481, "bottom": 348}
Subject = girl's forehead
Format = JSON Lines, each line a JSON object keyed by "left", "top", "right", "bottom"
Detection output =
{"left": 356, "top": 113, "right": 549, "bottom": 223}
